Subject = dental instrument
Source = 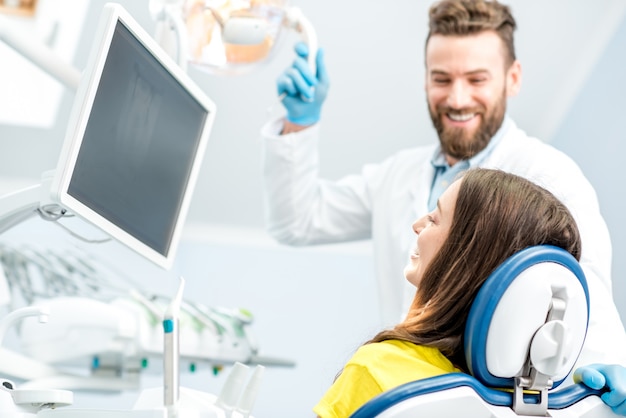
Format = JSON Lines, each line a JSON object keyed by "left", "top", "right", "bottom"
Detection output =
{"left": 163, "top": 276, "right": 184, "bottom": 417}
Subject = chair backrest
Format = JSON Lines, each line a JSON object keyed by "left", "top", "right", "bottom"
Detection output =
{"left": 351, "top": 245, "right": 599, "bottom": 418}
{"left": 464, "top": 245, "right": 589, "bottom": 414}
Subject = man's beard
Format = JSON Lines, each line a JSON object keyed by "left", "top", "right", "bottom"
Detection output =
{"left": 428, "top": 90, "right": 507, "bottom": 160}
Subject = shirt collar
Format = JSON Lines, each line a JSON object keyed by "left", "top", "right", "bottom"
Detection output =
{"left": 430, "top": 115, "right": 513, "bottom": 169}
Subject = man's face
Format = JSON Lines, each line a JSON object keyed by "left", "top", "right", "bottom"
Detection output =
{"left": 425, "top": 31, "right": 521, "bottom": 162}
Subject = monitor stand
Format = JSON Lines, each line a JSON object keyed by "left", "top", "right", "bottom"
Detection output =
{"left": 0, "top": 171, "right": 58, "bottom": 236}
{"left": 0, "top": 182, "right": 45, "bottom": 236}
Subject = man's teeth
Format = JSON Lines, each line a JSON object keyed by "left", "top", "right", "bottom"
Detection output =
{"left": 448, "top": 113, "right": 475, "bottom": 122}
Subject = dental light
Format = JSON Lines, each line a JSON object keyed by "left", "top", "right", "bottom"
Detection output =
{"left": 149, "top": 0, "right": 317, "bottom": 75}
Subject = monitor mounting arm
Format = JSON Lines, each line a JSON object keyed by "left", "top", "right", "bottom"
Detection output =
{"left": 0, "top": 15, "right": 79, "bottom": 235}
{"left": 0, "top": 173, "right": 59, "bottom": 236}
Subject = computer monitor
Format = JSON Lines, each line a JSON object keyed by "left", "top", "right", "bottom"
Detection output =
{"left": 49, "top": 3, "right": 216, "bottom": 269}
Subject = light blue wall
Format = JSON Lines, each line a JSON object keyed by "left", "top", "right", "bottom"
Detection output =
{"left": 172, "top": 239, "right": 380, "bottom": 416}
{"left": 551, "top": 14, "right": 626, "bottom": 326}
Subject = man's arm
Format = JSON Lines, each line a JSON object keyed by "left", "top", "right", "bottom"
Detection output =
{"left": 261, "top": 41, "right": 376, "bottom": 245}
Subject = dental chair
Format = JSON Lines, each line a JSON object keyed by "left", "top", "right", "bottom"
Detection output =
{"left": 351, "top": 245, "right": 619, "bottom": 418}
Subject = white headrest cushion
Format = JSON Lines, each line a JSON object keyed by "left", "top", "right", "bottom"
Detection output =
{"left": 485, "top": 261, "right": 588, "bottom": 382}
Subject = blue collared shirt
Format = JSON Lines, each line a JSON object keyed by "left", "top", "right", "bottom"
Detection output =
{"left": 427, "top": 116, "right": 512, "bottom": 211}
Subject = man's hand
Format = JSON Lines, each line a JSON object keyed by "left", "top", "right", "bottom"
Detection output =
{"left": 574, "top": 364, "right": 626, "bottom": 415}
{"left": 276, "top": 42, "right": 329, "bottom": 127}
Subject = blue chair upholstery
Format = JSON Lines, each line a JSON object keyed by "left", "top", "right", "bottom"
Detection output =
{"left": 351, "top": 373, "right": 604, "bottom": 417}
{"left": 351, "top": 245, "right": 617, "bottom": 418}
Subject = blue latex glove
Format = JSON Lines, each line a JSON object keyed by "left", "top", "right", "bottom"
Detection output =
{"left": 276, "top": 42, "right": 329, "bottom": 126}
{"left": 574, "top": 364, "right": 626, "bottom": 415}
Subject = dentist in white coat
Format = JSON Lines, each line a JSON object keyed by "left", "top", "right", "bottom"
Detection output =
{"left": 260, "top": 0, "right": 626, "bottom": 412}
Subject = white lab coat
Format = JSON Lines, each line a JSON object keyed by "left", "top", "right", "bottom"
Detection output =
{"left": 261, "top": 117, "right": 626, "bottom": 366}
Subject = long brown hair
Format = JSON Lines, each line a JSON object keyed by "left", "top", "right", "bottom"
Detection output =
{"left": 427, "top": 0, "right": 517, "bottom": 67}
{"left": 368, "top": 168, "right": 581, "bottom": 371}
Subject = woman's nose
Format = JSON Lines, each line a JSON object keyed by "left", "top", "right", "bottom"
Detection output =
{"left": 412, "top": 217, "right": 426, "bottom": 234}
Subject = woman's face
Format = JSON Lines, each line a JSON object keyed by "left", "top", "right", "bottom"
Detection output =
{"left": 404, "top": 178, "right": 460, "bottom": 287}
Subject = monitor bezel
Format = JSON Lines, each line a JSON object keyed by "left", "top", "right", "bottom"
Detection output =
{"left": 49, "top": 2, "right": 216, "bottom": 269}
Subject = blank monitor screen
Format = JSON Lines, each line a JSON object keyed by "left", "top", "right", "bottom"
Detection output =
{"left": 52, "top": 4, "right": 215, "bottom": 269}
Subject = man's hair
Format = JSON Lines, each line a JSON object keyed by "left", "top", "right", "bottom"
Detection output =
{"left": 367, "top": 168, "right": 581, "bottom": 371}
{"left": 427, "top": 0, "right": 517, "bottom": 66}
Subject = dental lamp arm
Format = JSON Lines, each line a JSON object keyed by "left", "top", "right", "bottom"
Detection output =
{"left": 284, "top": 7, "right": 317, "bottom": 75}
{"left": 0, "top": 14, "right": 80, "bottom": 90}
{"left": 150, "top": 0, "right": 189, "bottom": 72}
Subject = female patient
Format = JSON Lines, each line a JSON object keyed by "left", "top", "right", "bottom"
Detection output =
{"left": 313, "top": 168, "right": 584, "bottom": 417}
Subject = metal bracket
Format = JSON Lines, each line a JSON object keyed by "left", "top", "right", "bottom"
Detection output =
{"left": 513, "top": 373, "right": 552, "bottom": 416}
{"left": 511, "top": 296, "right": 566, "bottom": 416}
